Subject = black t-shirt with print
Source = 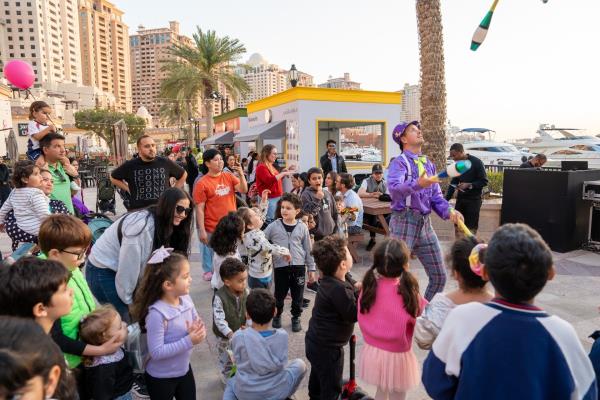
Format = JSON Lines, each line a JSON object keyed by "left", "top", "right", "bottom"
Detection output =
{"left": 111, "top": 156, "right": 185, "bottom": 209}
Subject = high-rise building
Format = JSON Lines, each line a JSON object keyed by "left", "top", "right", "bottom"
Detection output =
{"left": 79, "top": 0, "right": 131, "bottom": 111}
{"left": 318, "top": 73, "right": 361, "bottom": 90}
{"left": 236, "top": 53, "right": 313, "bottom": 108}
{"left": 0, "top": 0, "right": 82, "bottom": 86}
{"left": 400, "top": 83, "right": 420, "bottom": 122}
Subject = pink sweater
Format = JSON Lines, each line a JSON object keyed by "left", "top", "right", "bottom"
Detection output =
{"left": 358, "top": 276, "right": 427, "bottom": 353}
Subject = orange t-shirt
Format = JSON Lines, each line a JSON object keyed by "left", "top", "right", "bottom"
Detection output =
{"left": 193, "top": 172, "right": 240, "bottom": 232}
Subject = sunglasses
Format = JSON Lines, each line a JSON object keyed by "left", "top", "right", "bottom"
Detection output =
{"left": 175, "top": 205, "right": 192, "bottom": 215}
{"left": 51, "top": 169, "right": 67, "bottom": 183}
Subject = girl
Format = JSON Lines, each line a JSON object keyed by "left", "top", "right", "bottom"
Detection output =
{"left": 237, "top": 206, "right": 290, "bottom": 289}
{"left": 324, "top": 171, "right": 338, "bottom": 195}
{"left": 223, "top": 154, "right": 237, "bottom": 175}
{"left": 132, "top": 250, "right": 206, "bottom": 400}
{"left": 0, "top": 161, "right": 50, "bottom": 249}
{"left": 291, "top": 173, "right": 305, "bottom": 196}
{"left": 415, "top": 236, "right": 492, "bottom": 349}
{"left": 27, "top": 101, "right": 56, "bottom": 167}
{"left": 79, "top": 305, "right": 133, "bottom": 400}
{"left": 209, "top": 212, "right": 245, "bottom": 290}
{"left": 358, "top": 238, "right": 427, "bottom": 400}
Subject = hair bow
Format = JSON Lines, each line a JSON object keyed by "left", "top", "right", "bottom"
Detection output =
{"left": 468, "top": 243, "right": 488, "bottom": 277}
{"left": 148, "top": 246, "right": 174, "bottom": 264}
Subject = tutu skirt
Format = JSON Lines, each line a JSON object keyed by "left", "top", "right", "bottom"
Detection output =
{"left": 357, "top": 343, "right": 420, "bottom": 392}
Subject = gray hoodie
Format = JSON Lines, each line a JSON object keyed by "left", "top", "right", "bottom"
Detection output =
{"left": 264, "top": 219, "right": 315, "bottom": 271}
{"left": 230, "top": 327, "right": 290, "bottom": 399}
{"left": 301, "top": 186, "right": 338, "bottom": 240}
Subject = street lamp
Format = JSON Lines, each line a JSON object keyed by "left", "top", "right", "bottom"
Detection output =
{"left": 288, "top": 64, "right": 299, "bottom": 88}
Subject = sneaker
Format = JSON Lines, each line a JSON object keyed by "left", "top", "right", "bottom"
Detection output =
{"left": 131, "top": 374, "right": 149, "bottom": 398}
{"left": 291, "top": 318, "right": 302, "bottom": 332}
{"left": 272, "top": 316, "right": 282, "bottom": 329}
{"left": 302, "top": 298, "right": 310, "bottom": 308}
{"left": 366, "top": 238, "right": 376, "bottom": 251}
{"left": 306, "top": 281, "right": 320, "bottom": 294}
{"left": 202, "top": 271, "right": 213, "bottom": 281}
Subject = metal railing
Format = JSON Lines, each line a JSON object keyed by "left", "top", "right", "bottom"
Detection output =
{"left": 484, "top": 165, "right": 561, "bottom": 173}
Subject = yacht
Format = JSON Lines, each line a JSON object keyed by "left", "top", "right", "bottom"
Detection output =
{"left": 448, "top": 128, "right": 531, "bottom": 166}
{"left": 522, "top": 124, "right": 600, "bottom": 168}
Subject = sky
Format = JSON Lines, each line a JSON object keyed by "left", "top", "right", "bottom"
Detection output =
{"left": 119, "top": 0, "right": 600, "bottom": 140}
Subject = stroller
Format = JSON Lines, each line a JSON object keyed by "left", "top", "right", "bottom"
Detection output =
{"left": 96, "top": 177, "right": 116, "bottom": 214}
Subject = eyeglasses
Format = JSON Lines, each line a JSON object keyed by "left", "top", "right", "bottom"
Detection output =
{"left": 60, "top": 248, "right": 88, "bottom": 260}
{"left": 175, "top": 205, "right": 192, "bottom": 215}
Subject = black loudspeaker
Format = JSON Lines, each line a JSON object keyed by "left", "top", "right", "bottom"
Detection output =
{"left": 501, "top": 169, "right": 600, "bottom": 252}
{"left": 589, "top": 203, "right": 600, "bottom": 245}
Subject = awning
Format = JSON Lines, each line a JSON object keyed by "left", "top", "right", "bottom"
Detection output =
{"left": 202, "top": 131, "right": 234, "bottom": 145}
{"left": 234, "top": 120, "right": 286, "bottom": 142}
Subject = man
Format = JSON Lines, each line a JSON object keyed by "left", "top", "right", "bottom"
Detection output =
{"left": 320, "top": 139, "right": 347, "bottom": 178}
{"left": 336, "top": 173, "right": 363, "bottom": 235}
{"left": 110, "top": 135, "right": 187, "bottom": 210}
{"left": 520, "top": 153, "right": 547, "bottom": 169}
{"left": 387, "top": 121, "right": 463, "bottom": 300}
{"left": 445, "top": 143, "right": 488, "bottom": 235}
{"left": 184, "top": 149, "right": 200, "bottom": 195}
{"left": 358, "top": 164, "right": 390, "bottom": 250}
{"left": 40, "top": 132, "right": 76, "bottom": 214}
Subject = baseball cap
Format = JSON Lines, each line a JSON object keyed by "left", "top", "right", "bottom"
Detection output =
{"left": 392, "top": 121, "right": 420, "bottom": 149}
{"left": 372, "top": 164, "right": 384, "bottom": 173}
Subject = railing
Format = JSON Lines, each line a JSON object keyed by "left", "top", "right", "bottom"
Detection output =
{"left": 484, "top": 164, "right": 561, "bottom": 173}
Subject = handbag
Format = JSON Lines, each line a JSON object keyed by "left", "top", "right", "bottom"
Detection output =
{"left": 125, "top": 323, "right": 149, "bottom": 373}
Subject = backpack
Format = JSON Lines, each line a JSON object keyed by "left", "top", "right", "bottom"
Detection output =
{"left": 97, "top": 178, "right": 115, "bottom": 201}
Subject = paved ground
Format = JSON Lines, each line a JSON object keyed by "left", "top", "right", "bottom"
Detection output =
{"left": 3, "top": 187, "right": 599, "bottom": 400}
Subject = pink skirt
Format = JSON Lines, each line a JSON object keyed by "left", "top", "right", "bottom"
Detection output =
{"left": 357, "top": 343, "right": 420, "bottom": 392}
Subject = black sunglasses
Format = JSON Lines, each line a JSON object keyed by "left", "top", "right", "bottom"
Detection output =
{"left": 175, "top": 205, "right": 192, "bottom": 215}
{"left": 51, "top": 168, "right": 67, "bottom": 183}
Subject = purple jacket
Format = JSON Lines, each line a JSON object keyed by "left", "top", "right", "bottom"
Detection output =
{"left": 387, "top": 150, "right": 450, "bottom": 220}
{"left": 145, "top": 295, "right": 200, "bottom": 378}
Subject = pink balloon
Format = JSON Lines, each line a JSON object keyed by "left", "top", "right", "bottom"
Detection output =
{"left": 3, "top": 60, "right": 35, "bottom": 90}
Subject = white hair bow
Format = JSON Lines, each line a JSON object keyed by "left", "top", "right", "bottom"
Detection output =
{"left": 147, "top": 246, "right": 174, "bottom": 264}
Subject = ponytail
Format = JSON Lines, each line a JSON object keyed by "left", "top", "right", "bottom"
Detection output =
{"left": 398, "top": 269, "right": 420, "bottom": 318}
{"left": 359, "top": 266, "right": 378, "bottom": 314}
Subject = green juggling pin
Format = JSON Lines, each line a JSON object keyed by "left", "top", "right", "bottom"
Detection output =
{"left": 471, "top": 0, "right": 500, "bottom": 51}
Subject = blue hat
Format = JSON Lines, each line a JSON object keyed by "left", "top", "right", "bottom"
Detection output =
{"left": 392, "top": 121, "right": 420, "bottom": 149}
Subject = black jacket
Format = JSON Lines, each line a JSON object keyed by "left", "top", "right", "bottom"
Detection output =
{"left": 320, "top": 152, "right": 347, "bottom": 177}
{"left": 445, "top": 154, "right": 488, "bottom": 201}
{"left": 306, "top": 274, "right": 358, "bottom": 348}
{"left": 84, "top": 354, "right": 133, "bottom": 400}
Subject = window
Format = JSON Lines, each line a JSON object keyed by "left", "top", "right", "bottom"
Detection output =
{"left": 16, "top": 11, "right": 21, "bottom": 15}
{"left": 318, "top": 121, "right": 385, "bottom": 165}
{"left": 8, "top": 45, "right": 13, "bottom": 49}
{"left": 20, "top": 45, "right": 24, "bottom": 49}
{"left": 18, "top": 28, "right": 22, "bottom": 32}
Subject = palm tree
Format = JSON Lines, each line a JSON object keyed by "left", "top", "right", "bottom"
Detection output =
{"left": 158, "top": 97, "right": 194, "bottom": 140}
{"left": 161, "top": 28, "right": 250, "bottom": 145}
{"left": 416, "top": 0, "right": 447, "bottom": 172}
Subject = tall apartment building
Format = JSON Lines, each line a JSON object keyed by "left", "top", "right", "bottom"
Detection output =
{"left": 318, "top": 73, "right": 361, "bottom": 90}
{"left": 0, "top": 0, "right": 82, "bottom": 86}
{"left": 400, "top": 83, "right": 421, "bottom": 122}
{"left": 79, "top": 0, "right": 131, "bottom": 111}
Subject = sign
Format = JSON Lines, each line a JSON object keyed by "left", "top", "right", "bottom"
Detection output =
{"left": 18, "top": 123, "right": 29, "bottom": 136}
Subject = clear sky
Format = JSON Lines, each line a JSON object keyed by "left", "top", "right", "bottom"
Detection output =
{"left": 120, "top": 0, "right": 600, "bottom": 140}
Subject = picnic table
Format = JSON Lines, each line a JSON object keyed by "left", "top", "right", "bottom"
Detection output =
{"left": 361, "top": 197, "right": 392, "bottom": 236}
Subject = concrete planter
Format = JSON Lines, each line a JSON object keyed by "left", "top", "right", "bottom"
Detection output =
{"left": 431, "top": 199, "right": 502, "bottom": 242}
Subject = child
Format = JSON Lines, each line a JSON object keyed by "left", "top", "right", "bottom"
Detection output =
{"left": 415, "top": 236, "right": 493, "bottom": 349}
{"left": 79, "top": 305, "right": 133, "bottom": 400}
{"left": 334, "top": 194, "right": 349, "bottom": 239}
{"left": 0, "top": 256, "right": 72, "bottom": 334}
{"left": 358, "top": 238, "right": 427, "bottom": 400}
{"left": 223, "top": 289, "right": 307, "bottom": 400}
{"left": 27, "top": 101, "right": 56, "bottom": 166}
{"left": 301, "top": 167, "right": 338, "bottom": 241}
{"left": 422, "top": 223, "right": 597, "bottom": 399}
{"left": 209, "top": 212, "right": 245, "bottom": 290}
{"left": 305, "top": 236, "right": 358, "bottom": 399}
{"left": 212, "top": 258, "right": 249, "bottom": 382}
{"left": 132, "top": 249, "right": 205, "bottom": 400}
{"left": 237, "top": 206, "right": 290, "bottom": 289}
{"left": 264, "top": 193, "right": 316, "bottom": 332}
{"left": 0, "top": 160, "right": 50, "bottom": 249}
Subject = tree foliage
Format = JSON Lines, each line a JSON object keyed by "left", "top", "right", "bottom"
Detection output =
{"left": 74, "top": 109, "right": 147, "bottom": 151}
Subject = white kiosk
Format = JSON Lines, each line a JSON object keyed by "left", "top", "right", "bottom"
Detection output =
{"left": 235, "top": 87, "right": 403, "bottom": 173}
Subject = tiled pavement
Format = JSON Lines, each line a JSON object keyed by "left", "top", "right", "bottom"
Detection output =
{"left": 2, "top": 188, "right": 599, "bottom": 400}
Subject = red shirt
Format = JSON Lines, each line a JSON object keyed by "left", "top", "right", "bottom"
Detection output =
{"left": 255, "top": 163, "right": 282, "bottom": 198}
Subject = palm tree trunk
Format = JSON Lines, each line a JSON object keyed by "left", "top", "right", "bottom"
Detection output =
{"left": 416, "top": 0, "right": 447, "bottom": 173}
{"left": 205, "top": 101, "right": 214, "bottom": 138}
{"left": 186, "top": 100, "right": 194, "bottom": 147}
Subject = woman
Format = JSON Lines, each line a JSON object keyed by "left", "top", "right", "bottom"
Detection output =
{"left": 291, "top": 173, "right": 306, "bottom": 196}
{"left": 0, "top": 158, "right": 11, "bottom": 206}
{"left": 194, "top": 149, "right": 247, "bottom": 281}
{"left": 223, "top": 154, "right": 241, "bottom": 179}
{"left": 254, "top": 145, "right": 296, "bottom": 222}
{"left": 85, "top": 187, "right": 194, "bottom": 320}
{"left": 247, "top": 152, "right": 259, "bottom": 184}
{"left": 324, "top": 171, "right": 338, "bottom": 195}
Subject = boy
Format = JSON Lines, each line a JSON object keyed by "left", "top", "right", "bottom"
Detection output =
{"left": 422, "top": 223, "right": 597, "bottom": 400}
{"left": 0, "top": 256, "right": 72, "bottom": 334}
{"left": 305, "top": 236, "right": 358, "bottom": 400}
{"left": 301, "top": 167, "right": 338, "bottom": 241}
{"left": 213, "top": 257, "right": 249, "bottom": 382}
{"left": 265, "top": 193, "right": 316, "bottom": 332}
{"left": 223, "top": 289, "right": 306, "bottom": 400}
{"left": 39, "top": 214, "right": 125, "bottom": 370}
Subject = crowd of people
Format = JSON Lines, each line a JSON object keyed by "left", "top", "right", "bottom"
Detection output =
{"left": 0, "top": 107, "right": 598, "bottom": 400}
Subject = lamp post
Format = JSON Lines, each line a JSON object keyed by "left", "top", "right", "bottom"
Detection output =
{"left": 288, "top": 64, "right": 299, "bottom": 88}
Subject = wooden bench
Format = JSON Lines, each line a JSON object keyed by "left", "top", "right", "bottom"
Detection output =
{"left": 347, "top": 231, "right": 365, "bottom": 263}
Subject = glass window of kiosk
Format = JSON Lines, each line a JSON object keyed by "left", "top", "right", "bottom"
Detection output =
{"left": 317, "top": 121, "right": 385, "bottom": 165}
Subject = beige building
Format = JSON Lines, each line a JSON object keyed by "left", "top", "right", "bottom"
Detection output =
{"left": 79, "top": 0, "right": 131, "bottom": 111}
{"left": 0, "top": 0, "right": 82, "bottom": 86}
{"left": 318, "top": 73, "right": 361, "bottom": 90}
{"left": 400, "top": 83, "right": 421, "bottom": 122}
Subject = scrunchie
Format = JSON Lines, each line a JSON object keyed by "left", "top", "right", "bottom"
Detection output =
{"left": 468, "top": 243, "right": 488, "bottom": 277}
{"left": 147, "top": 246, "right": 174, "bottom": 264}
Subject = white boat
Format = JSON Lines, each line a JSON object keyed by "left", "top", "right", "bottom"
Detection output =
{"left": 448, "top": 128, "right": 532, "bottom": 166}
{"left": 522, "top": 124, "right": 600, "bottom": 168}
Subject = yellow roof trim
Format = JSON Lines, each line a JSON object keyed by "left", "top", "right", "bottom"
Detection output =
{"left": 247, "top": 87, "right": 402, "bottom": 113}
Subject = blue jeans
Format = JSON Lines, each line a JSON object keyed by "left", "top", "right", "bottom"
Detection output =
{"left": 266, "top": 196, "right": 281, "bottom": 223}
{"left": 199, "top": 232, "right": 214, "bottom": 273}
{"left": 85, "top": 261, "right": 130, "bottom": 322}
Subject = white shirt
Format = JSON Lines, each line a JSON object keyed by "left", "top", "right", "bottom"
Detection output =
{"left": 27, "top": 120, "right": 46, "bottom": 150}
{"left": 342, "top": 189, "right": 364, "bottom": 228}
{"left": 0, "top": 187, "right": 50, "bottom": 235}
